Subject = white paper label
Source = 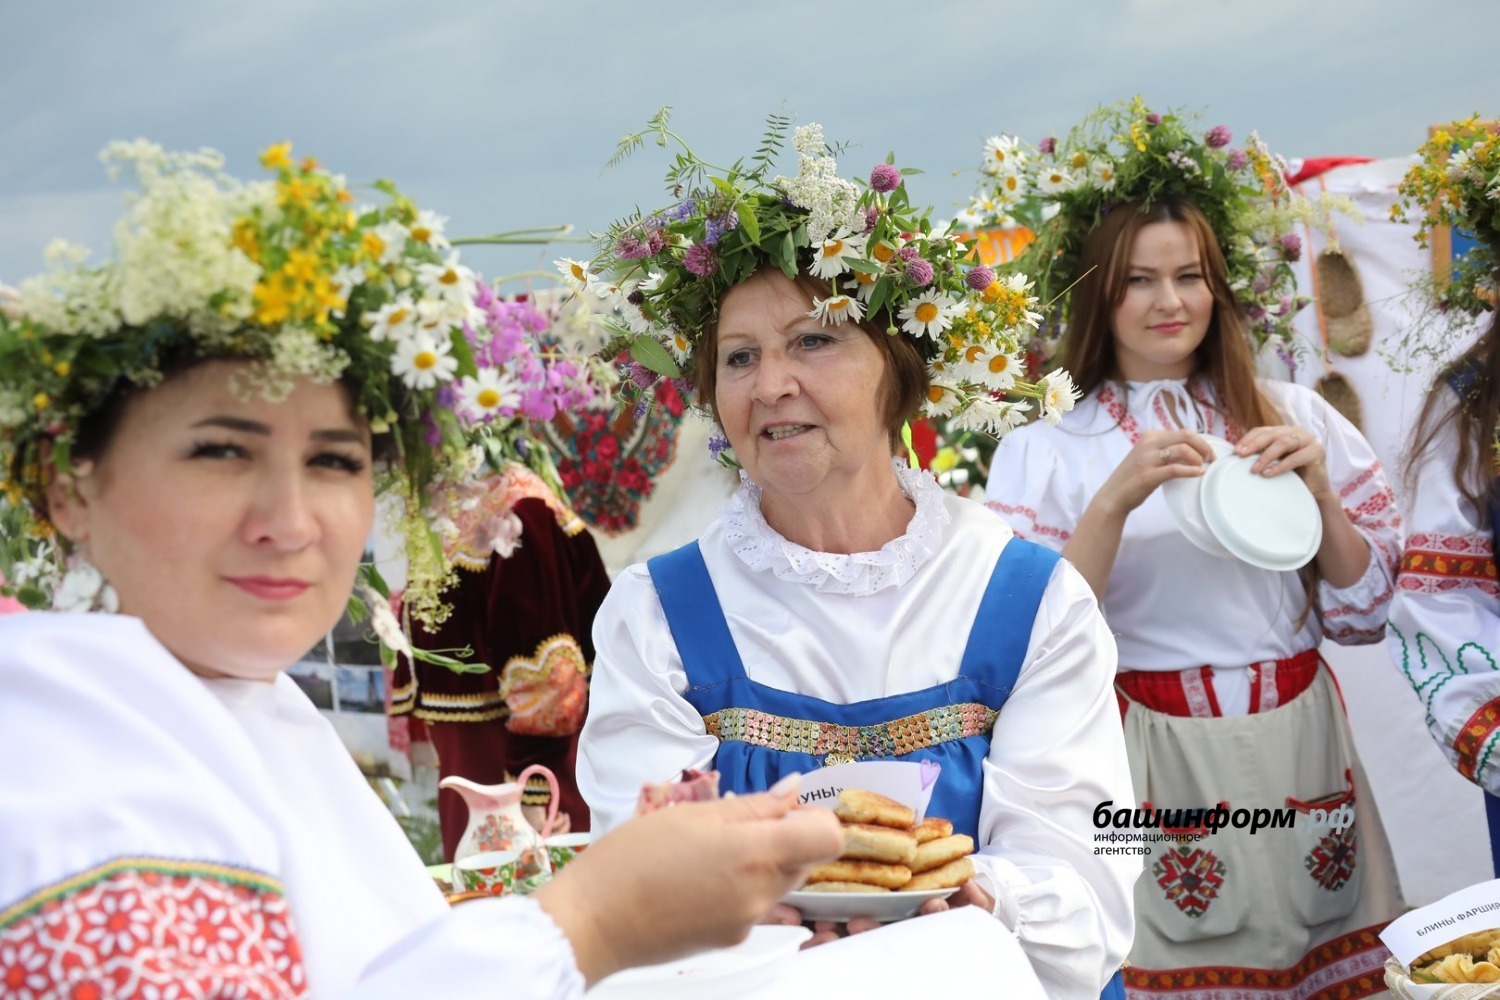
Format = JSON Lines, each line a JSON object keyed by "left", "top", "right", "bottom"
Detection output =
{"left": 1380, "top": 877, "right": 1500, "bottom": 965}
{"left": 794, "top": 760, "right": 939, "bottom": 819}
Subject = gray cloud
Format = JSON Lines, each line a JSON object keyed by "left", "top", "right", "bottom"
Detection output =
{"left": 1, "top": 0, "right": 1492, "bottom": 285}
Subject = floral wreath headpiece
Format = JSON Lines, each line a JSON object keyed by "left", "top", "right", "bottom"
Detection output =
{"left": 555, "top": 109, "right": 1079, "bottom": 440}
{"left": 0, "top": 141, "right": 605, "bottom": 630}
{"left": 1395, "top": 115, "right": 1500, "bottom": 316}
{"left": 966, "top": 99, "right": 1344, "bottom": 355}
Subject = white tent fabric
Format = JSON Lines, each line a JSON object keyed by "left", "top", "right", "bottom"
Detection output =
{"left": 1266, "top": 156, "right": 1490, "bottom": 905}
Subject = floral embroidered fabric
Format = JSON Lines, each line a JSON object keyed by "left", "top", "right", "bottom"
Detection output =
{"left": 722, "top": 462, "right": 950, "bottom": 596}
{"left": 0, "top": 859, "right": 305, "bottom": 999}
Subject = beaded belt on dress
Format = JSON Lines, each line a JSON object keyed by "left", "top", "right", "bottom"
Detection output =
{"left": 701, "top": 703, "right": 999, "bottom": 761}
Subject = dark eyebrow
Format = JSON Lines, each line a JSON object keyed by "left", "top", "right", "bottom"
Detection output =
{"left": 191, "top": 415, "right": 367, "bottom": 444}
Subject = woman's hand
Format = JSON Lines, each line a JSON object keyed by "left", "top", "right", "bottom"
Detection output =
{"left": 532, "top": 780, "right": 842, "bottom": 986}
{"left": 524, "top": 804, "right": 569, "bottom": 836}
{"left": 1234, "top": 425, "right": 1333, "bottom": 501}
{"left": 1091, "top": 429, "right": 1217, "bottom": 519}
{"left": 1064, "top": 428, "right": 1216, "bottom": 599}
{"left": 918, "top": 879, "right": 995, "bottom": 916}
{"left": 1236, "top": 424, "right": 1372, "bottom": 587}
{"left": 762, "top": 902, "right": 881, "bottom": 948}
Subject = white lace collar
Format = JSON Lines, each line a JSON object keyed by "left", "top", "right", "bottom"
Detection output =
{"left": 720, "top": 462, "right": 950, "bottom": 596}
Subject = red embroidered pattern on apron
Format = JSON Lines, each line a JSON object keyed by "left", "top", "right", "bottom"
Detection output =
{"left": 1154, "top": 844, "right": 1226, "bottom": 918}
{"left": 1305, "top": 826, "right": 1358, "bottom": 892}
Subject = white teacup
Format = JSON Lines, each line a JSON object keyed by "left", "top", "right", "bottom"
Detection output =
{"left": 454, "top": 849, "right": 521, "bottom": 896}
{"left": 545, "top": 832, "right": 591, "bottom": 872}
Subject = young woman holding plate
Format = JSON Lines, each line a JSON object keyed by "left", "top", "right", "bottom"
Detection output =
{"left": 981, "top": 103, "right": 1403, "bottom": 998}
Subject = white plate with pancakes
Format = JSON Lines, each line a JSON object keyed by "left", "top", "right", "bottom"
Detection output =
{"left": 785, "top": 885, "right": 963, "bottom": 923}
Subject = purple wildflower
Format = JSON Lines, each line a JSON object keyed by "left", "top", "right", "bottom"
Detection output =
{"left": 966, "top": 265, "right": 995, "bottom": 291}
{"left": 702, "top": 211, "right": 739, "bottom": 246}
{"left": 1038, "top": 136, "right": 1057, "bottom": 155}
{"left": 633, "top": 399, "right": 649, "bottom": 420}
{"left": 1246, "top": 305, "right": 1268, "bottom": 322}
{"left": 1251, "top": 272, "right": 1273, "bottom": 295}
{"left": 615, "top": 233, "right": 649, "bottom": 261}
{"left": 667, "top": 199, "right": 697, "bottom": 222}
{"left": 683, "top": 242, "right": 718, "bottom": 277}
{"left": 1225, "top": 148, "right": 1248, "bottom": 172}
{"left": 1205, "top": 125, "right": 1232, "bottom": 149}
{"left": 897, "top": 245, "right": 921, "bottom": 263}
{"left": 646, "top": 230, "right": 667, "bottom": 255}
{"left": 864, "top": 206, "right": 881, "bottom": 233}
{"left": 625, "top": 362, "right": 659, "bottom": 389}
{"left": 869, "top": 163, "right": 901, "bottom": 193}
{"left": 905, "top": 258, "right": 934, "bottom": 286}
{"left": 1276, "top": 295, "right": 1294, "bottom": 316}
{"left": 1279, "top": 233, "right": 1302, "bottom": 262}
{"left": 708, "top": 430, "right": 731, "bottom": 460}
{"left": 1145, "top": 113, "right": 1162, "bottom": 126}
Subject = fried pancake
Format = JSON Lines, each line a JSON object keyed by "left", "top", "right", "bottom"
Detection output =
{"left": 806, "top": 859, "right": 913, "bottom": 889}
{"left": 909, "top": 817, "right": 953, "bottom": 844}
{"left": 842, "top": 822, "right": 918, "bottom": 866}
{"left": 797, "top": 881, "right": 890, "bottom": 893}
{"left": 833, "top": 789, "right": 915, "bottom": 830}
{"left": 900, "top": 855, "right": 975, "bottom": 891}
{"left": 911, "top": 834, "right": 974, "bottom": 874}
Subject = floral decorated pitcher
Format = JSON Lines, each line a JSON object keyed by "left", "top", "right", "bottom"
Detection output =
{"left": 441, "top": 765, "right": 560, "bottom": 882}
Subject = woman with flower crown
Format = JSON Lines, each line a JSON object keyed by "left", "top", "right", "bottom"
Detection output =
{"left": 981, "top": 104, "right": 1404, "bottom": 996}
{"left": 1386, "top": 119, "right": 1500, "bottom": 866}
{"left": 0, "top": 142, "right": 845, "bottom": 997}
{"left": 573, "top": 113, "right": 1138, "bottom": 997}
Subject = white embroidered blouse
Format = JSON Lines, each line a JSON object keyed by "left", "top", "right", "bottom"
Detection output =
{"left": 985, "top": 377, "right": 1400, "bottom": 716}
{"left": 1387, "top": 391, "right": 1500, "bottom": 793}
{"left": 0, "top": 613, "right": 584, "bottom": 999}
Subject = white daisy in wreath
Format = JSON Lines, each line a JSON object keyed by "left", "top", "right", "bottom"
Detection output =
{"left": 808, "top": 230, "right": 868, "bottom": 280}
{"left": 460, "top": 367, "right": 522, "bottom": 421}
{"left": 392, "top": 332, "right": 458, "bottom": 389}
{"left": 809, "top": 293, "right": 864, "bottom": 326}
{"left": 897, "top": 290, "right": 954, "bottom": 340}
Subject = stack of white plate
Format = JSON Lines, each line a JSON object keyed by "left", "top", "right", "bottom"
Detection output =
{"left": 1161, "top": 434, "right": 1322, "bottom": 571}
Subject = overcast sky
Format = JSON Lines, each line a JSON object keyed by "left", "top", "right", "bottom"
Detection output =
{"left": 1, "top": 0, "right": 1493, "bottom": 286}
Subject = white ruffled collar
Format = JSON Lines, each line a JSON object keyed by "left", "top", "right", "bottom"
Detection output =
{"left": 720, "top": 462, "right": 950, "bottom": 596}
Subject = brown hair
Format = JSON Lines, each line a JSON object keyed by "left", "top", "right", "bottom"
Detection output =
{"left": 1062, "top": 197, "right": 1282, "bottom": 433}
{"left": 692, "top": 268, "right": 929, "bottom": 446}
{"left": 1407, "top": 302, "right": 1500, "bottom": 516}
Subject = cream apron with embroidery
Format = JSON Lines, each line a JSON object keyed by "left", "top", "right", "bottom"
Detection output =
{"left": 1123, "top": 667, "right": 1401, "bottom": 996}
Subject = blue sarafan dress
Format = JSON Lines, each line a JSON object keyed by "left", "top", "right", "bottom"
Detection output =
{"left": 578, "top": 467, "right": 1138, "bottom": 998}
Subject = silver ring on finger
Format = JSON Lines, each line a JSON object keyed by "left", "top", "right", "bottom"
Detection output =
{"left": 1159, "top": 447, "right": 1172, "bottom": 463}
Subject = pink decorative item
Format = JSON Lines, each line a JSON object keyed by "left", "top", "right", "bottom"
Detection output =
{"left": 441, "top": 765, "right": 560, "bottom": 880}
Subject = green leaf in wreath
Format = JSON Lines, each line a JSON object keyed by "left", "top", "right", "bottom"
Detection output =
{"left": 629, "top": 335, "right": 683, "bottom": 378}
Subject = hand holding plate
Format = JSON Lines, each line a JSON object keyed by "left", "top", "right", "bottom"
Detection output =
{"left": 1235, "top": 425, "right": 1332, "bottom": 500}
{"left": 1094, "top": 429, "right": 1217, "bottom": 519}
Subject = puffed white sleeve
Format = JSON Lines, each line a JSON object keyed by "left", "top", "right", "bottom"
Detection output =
{"left": 1290, "top": 388, "right": 1401, "bottom": 644}
{"left": 576, "top": 564, "right": 722, "bottom": 832}
{"left": 983, "top": 426, "right": 1080, "bottom": 554}
{"left": 1387, "top": 400, "right": 1500, "bottom": 794}
{"left": 349, "top": 898, "right": 582, "bottom": 999}
{"left": 971, "top": 557, "right": 1138, "bottom": 997}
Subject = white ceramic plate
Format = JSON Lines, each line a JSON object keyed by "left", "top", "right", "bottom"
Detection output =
{"left": 1160, "top": 434, "right": 1237, "bottom": 559}
{"left": 588, "top": 925, "right": 811, "bottom": 999}
{"left": 784, "top": 886, "right": 962, "bottom": 923}
{"left": 1199, "top": 452, "right": 1322, "bottom": 571}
